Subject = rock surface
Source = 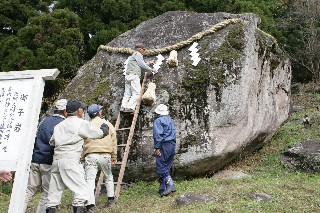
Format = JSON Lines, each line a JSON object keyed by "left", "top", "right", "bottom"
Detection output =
{"left": 175, "top": 194, "right": 215, "bottom": 206}
{"left": 212, "top": 170, "right": 252, "bottom": 180}
{"left": 60, "top": 11, "right": 291, "bottom": 181}
{"left": 249, "top": 193, "right": 272, "bottom": 202}
{"left": 280, "top": 140, "right": 320, "bottom": 173}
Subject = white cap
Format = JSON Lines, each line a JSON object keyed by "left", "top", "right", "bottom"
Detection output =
{"left": 54, "top": 99, "right": 67, "bottom": 110}
{"left": 154, "top": 104, "right": 169, "bottom": 115}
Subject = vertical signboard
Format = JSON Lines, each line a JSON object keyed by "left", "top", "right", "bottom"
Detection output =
{"left": 0, "top": 79, "right": 34, "bottom": 169}
{"left": 0, "top": 69, "right": 59, "bottom": 213}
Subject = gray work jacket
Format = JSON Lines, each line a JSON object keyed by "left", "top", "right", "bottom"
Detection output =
{"left": 126, "top": 52, "right": 152, "bottom": 77}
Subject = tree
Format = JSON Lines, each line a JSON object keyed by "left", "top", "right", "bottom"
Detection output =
{"left": 0, "top": 36, "right": 35, "bottom": 71}
{"left": 14, "top": 9, "right": 84, "bottom": 78}
{"left": 282, "top": 0, "right": 320, "bottom": 82}
{"left": 0, "top": 0, "right": 53, "bottom": 38}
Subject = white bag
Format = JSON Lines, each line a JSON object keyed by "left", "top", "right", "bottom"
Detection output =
{"left": 142, "top": 82, "right": 156, "bottom": 106}
{"left": 166, "top": 50, "right": 178, "bottom": 67}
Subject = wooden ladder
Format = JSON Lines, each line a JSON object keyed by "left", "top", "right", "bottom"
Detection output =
{"left": 95, "top": 73, "right": 147, "bottom": 201}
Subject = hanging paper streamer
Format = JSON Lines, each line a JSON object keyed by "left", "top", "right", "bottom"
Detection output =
{"left": 153, "top": 54, "right": 165, "bottom": 73}
{"left": 188, "top": 42, "right": 201, "bottom": 66}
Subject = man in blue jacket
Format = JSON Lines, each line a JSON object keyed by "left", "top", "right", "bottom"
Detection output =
{"left": 23, "top": 99, "right": 67, "bottom": 213}
{"left": 153, "top": 104, "right": 176, "bottom": 197}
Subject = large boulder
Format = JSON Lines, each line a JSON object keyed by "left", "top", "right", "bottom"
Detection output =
{"left": 61, "top": 11, "right": 291, "bottom": 181}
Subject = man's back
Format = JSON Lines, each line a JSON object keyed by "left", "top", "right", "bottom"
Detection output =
{"left": 126, "top": 53, "right": 141, "bottom": 76}
{"left": 83, "top": 117, "right": 117, "bottom": 159}
{"left": 51, "top": 116, "right": 85, "bottom": 157}
{"left": 51, "top": 115, "right": 104, "bottom": 157}
{"left": 153, "top": 115, "right": 176, "bottom": 143}
{"left": 32, "top": 115, "right": 65, "bottom": 165}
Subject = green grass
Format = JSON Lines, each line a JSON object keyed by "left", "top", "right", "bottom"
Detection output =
{"left": 1, "top": 91, "right": 320, "bottom": 212}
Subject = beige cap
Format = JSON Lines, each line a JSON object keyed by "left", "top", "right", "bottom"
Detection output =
{"left": 54, "top": 99, "right": 67, "bottom": 110}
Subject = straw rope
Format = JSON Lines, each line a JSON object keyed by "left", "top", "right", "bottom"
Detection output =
{"left": 97, "top": 18, "right": 243, "bottom": 55}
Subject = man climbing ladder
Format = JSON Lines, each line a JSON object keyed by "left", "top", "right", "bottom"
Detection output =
{"left": 120, "top": 43, "right": 156, "bottom": 113}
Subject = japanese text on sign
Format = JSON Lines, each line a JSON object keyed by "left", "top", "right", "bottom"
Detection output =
{"left": 0, "top": 79, "right": 33, "bottom": 161}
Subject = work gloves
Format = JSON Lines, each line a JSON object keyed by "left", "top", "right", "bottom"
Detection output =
{"left": 100, "top": 123, "right": 109, "bottom": 137}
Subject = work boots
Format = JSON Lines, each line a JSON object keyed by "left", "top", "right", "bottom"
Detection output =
{"left": 158, "top": 177, "right": 166, "bottom": 194}
{"left": 160, "top": 175, "right": 176, "bottom": 197}
{"left": 72, "top": 206, "right": 85, "bottom": 213}
{"left": 46, "top": 207, "right": 56, "bottom": 213}
{"left": 86, "top": 204, "right": 96, "bottom": 213}
{"left": 106, "top": 197, "right": 117, "bottom": 207}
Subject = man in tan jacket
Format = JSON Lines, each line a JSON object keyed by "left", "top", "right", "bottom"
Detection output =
{"left": 83, "top": 104, "right": 117, "bottom": 212}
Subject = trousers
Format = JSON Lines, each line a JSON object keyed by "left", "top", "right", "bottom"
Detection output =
{"left": 121, "top": 75, "right": 141, "bottom": 110}
{"left": 23, "top": 163, "right": 51, "bottom": 213}
{"left": 84, "top": 153, "right": 114, "bottom": 205}
{"left": 156, "top": 141, "right": 176, "bottom": 178}
{"left": 46, "top": 158, "right": 88, "bottom": 208}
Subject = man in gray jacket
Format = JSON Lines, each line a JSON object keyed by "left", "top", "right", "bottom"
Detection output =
{"left": 120, "top": 43, "right": 155, "bottom": 113}
{"left": 45, "top": 100, "right": 108, "bottom": 213}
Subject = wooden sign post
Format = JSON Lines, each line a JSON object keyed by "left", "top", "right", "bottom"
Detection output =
{"left": 0, "top": 69, "right": 59, "bottom": 213}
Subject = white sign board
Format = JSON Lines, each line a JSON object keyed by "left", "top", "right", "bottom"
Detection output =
{"left": 0, "top": 79, "right": 34, "bottom": 169}
{"left": 0, "top": 69, "right": 59, "bottom": 213}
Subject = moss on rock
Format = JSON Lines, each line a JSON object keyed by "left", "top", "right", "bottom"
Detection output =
{"left": 181, "top": 24, "right": 245, "bottom": 109}
{"left": 257, "top": 30, "right": 286, "bottom": 76}
{"left": 84, "top": 81, "right": 110, "bottom": 105}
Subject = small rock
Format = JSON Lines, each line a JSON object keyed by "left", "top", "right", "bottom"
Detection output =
{"left": 290, "top": 83, "right": 300, "bottom": 94}
{"left": 212, "top": 170, "right": 252, "bottom": 180}
{"left": 280, "top": 139, "right": 320, "bottom": 173}
{"left": 249, "top": 192, "right": 272, "bottom": 202}
{"left": 291, "top": 105, "right": 305, "bottom": 112}
{"left": 175, "top": 194, "right": 214, "bottom": 206}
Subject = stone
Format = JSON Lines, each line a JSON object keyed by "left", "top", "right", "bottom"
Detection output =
{"left": 59, "top": 11, "right": 291, "bottom": 181}
{"left": 290, "top": 83, "right": 300, "bottom": 94}
{"left": 291, "top": 105, "right": 305, "bottom": 112}
{"left": 249, "top": 193, "right": 272, "bottom": 202}
{"left": 212, "top": 170, "right": 252, "bottom": 180}
{"left": 175, "top": 194, "right": 215, "bottom": 206}
{"left": 280, "top": 140, "right": 320, "bottom": 173}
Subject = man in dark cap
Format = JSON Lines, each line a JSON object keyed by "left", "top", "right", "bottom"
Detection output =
{"left": 45, "top": 100, "right": 109, "bottom": 213}
{"left": 120, "top": 43, "right": 156, "bottom": 113}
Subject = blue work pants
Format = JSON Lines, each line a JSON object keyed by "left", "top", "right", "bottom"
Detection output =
{"left": 156, "top": 141, "right": 176, "bottom": 178}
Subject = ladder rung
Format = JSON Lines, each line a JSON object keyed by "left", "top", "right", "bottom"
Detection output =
{"left": 117, "top": 144, "right": 127, "bottom": 147}
{"left": 117, "top": 127, "right": 131, "bottom": 131}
